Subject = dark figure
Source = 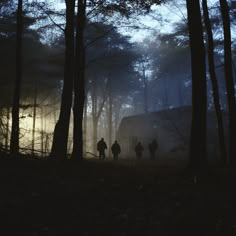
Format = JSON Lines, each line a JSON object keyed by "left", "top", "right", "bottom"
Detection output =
{"left": 97, "top": 138, "right": 107, "bottom": 160}
{"left": 148, "top": 139, "right": 158, "bottom": 160}
{"left": 135, "top": 142, "right": 144, "bottom": 160}
{"left": 111, "top": 140, "right": 121, "bottom": 160}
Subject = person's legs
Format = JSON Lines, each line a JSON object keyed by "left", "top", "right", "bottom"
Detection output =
{"left": 114, "top": 154, "right": 118, "bottom": 160}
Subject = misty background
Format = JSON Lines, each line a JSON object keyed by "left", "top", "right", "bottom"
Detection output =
{"left": 0, "top": 0, "right": 236, "bottom": 158}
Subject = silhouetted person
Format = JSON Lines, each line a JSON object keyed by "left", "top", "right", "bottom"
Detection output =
{"left": 148, "top": 139, "right": 158, "bottom": 160}
{"left": 135, "top": 142, "right": 144, "bottom": 160}
{"left": 111, "top": 140, "right": 121, "bottom": 160}
{"left": 97, "top": 138, "right": 107, "bottom": 160}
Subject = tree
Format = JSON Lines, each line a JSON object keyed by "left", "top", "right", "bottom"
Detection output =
{"left": 0, "top": 0, "right": 61, "bottom": 155}
{"left": 147, "top": 33, "right": 192, "bottom": 110}
{"left": 202, "top": 0, "right": 227, "bottom": 165}
{"left": 72, "top": 0, "right": 86, "bottom": 160}
{"left": 10, "top": 0, "right": 23, "bottom": 157}
{"left": 219, "top": 0, "right": 236, "bottom": 165}
{"left": 56, "top": 0, "right": 163, "bottom": 160}
{"left": 89, "top": 74, "right": 108, "bottom": 154}
{"left": 50, "top": 0, "right": 75, "bottom": 159}
{"left": 135, "top": 48, "right": 151, "bottom": 113}
{"left": 85, "top": 23, "right": 140, "bottom": 155}
{"left": 186, "top": 0, "right": 207, "bottom": 169}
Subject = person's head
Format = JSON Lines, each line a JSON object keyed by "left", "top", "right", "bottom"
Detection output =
{"left": 101, "top": 138, "right": 104, "bottom": 141}
{"left": 115, "top": 140, "right": 117, "bottom": 143}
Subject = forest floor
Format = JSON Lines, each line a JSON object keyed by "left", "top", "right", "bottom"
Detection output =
{"left": 0, "top": 157, "right": 236, "bottom": 236}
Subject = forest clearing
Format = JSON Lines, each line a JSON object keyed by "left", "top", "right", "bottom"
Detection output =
{"left": 1, "top": 0, "right": 236, "bottom": 235}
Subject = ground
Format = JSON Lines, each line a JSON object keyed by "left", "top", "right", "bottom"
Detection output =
{"left": 0, "top": 158, "right": 236, "bottom": 236}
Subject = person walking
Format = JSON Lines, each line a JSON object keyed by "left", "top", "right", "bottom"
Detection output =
{"left": 97, "top": 138, "right": 107, "bottom": 160}
{"left": 148, "top": 139, "right": 158, "bottom": 160}
{"left": 111, "top": 140, "right": 121, "bottom": 160}
{"left": 135, "top": 142, "right": 144, "bottom": 160}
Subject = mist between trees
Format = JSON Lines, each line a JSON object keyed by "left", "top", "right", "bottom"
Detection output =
{"left": 0, "top": 0, "right": 236, "bottom": 168}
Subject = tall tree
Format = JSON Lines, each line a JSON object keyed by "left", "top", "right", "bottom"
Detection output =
{"left": 90, "top": 78, "right": 107, "bottom": 154}
{"left": 50, "top": 0, "right": 75, "bottom": 159}
{"left": 186, "top": 0, "right": 207, "bottom": 169}
{"left": 10, "top": 0, "right": 23, "bottom": 157}
{"left": 107, "top": 78, "right": 112, "bottom": 157}
{"left": 219, "top": 0, "right": 236, "bottom": 164}
{"left": 72, "top": 0, "right": 86, "bottom": 160}
{"left": 31, "top": 82, "right": 37, "bottom": 155}
{"left": 202, "top": 0, "right": 227, "bottom": 165}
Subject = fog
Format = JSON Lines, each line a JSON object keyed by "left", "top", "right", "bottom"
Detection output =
{"left": 0, "top": 0, "right": 235, "bottom": 158}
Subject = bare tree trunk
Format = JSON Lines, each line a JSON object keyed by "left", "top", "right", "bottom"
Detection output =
{"left": 92, "top": 116, "right": 98, "bottom": 154}
{"left": 10, "top": 0, "right": 22, "bottom": 158}
{"left": 72, "top": 0, "right": 86, "bottom": 160}
{"left": 83, "top": 96, "right": 88, "bottom": 154}
{"left": 44, "top": 112, "right": 47, "bottom": 153}
{"left": 91, "top": 86, "right": 97, "bottom": 154}
{"left": 31, "top": 84, "right": 37, "bottom": 155}
{"left": 202, "top": 0, "right": 227, "bottom": 165}
{"left": 142, "top": 64, "right": 148, "bottom": 113}
{"left": 108, "top": 93, "right": 112, "bottom": 158}
{"left": 114, "top": 99, "right": 122, "bottom": 133}
{"left": 91, "top": 96, "right": 105, "bottom": 155}
{"left": 41, "top": 108, "right": 44, "bottom": 154}
{"left": 50, "top": 0, "right": 75, "bottom": 159}
{"left": 45, "top": 133, "right": 49, "bottom": 154}
{"left": 5, "top": 106, "right": 10, "bottom": 149}
{"left": 219, "top": 0, "right": 236, "bottom": 165}
{"left": 186, "top": 0, "right": 208, "bottom": 169}
{"left": 90, "top": 77, "right": 107, "bottom": 155}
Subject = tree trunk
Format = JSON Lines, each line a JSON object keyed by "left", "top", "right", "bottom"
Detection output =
{"left": 108, "top": 93, "right": 112, "bottom": 158}
{"left": 91, "top": 85, "right": 97, "bottom": 154}
{"left": 50, "top": 0, "right": 75, "bottom": 159}
{"left": 83, "top": 96, "right": 88, "bottom": 155}
{"left": 72, "top": 0, "right": 86, "bottom": 160}
{"left": 186, "top": 0, "right": 207, "bottom": 169}
{"left": 92, "top": 116, "right": 98, "bottom": 155}
{"left": 202, "top": 0, "right": 227, "bottom": 165}
{"left": 41, "top": 108, "right": 44, "bottom": 155}
{"left": 91, "top": 93, "right": 106, "bottom": 155}
{"left": 10, "top": 0, "right": 23, "bottom": 158}
{"left": 31, "top": 83, "right": 37, "bottom": 155}
{"left": 142, "top": 64, "right": 148, "bottom": 113}
{"left": 219, "top": 0, "right": 236, "bottom": 164}
{"left": 5, "top": 106, "right": 10, "bottom": 149}
{"left": 114, "top": 99, "right": 122, "bottom": 133}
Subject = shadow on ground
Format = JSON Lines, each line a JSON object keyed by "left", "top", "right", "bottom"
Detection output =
{"left": 0, "top": 158, "right": 235, "bottom": 236}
